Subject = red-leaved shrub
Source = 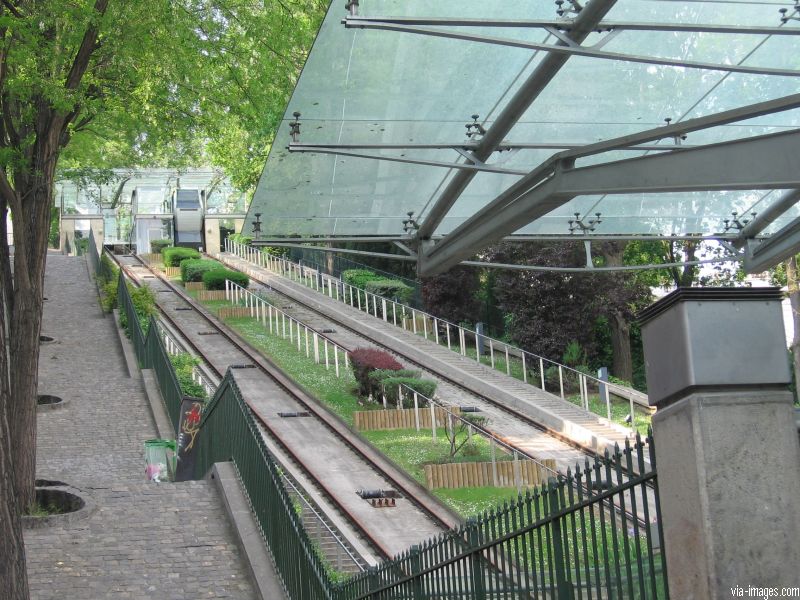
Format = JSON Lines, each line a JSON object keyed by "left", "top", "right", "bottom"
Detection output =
{"left": 349, "top": 347, "right": 402, "bottom": 398}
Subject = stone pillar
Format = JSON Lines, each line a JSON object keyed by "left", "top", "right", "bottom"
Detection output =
{"left": 639, "top": 287, "right": 800, "bottom": 600}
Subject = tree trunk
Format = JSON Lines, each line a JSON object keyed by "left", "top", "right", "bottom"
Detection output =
{"left": 786, "top": 257, "right": 800, "bottom": 402}
{"left": 609, "top": 311, "right": 633, "bottom": 383}
{"left": 0, "top": 407, "right": 28, "bottom": 599}
{"left": 597, "top": 241, "right": 635, "bottom": 382}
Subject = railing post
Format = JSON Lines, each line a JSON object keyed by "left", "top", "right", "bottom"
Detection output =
{"left": 409, "top": 545, "right": 424, "bottom": 600}
{"left": 540, "top": 357, "right": 545, "bottom": 390}
{"left": 559, "top": 365, "right": 565, "bottom": 399}
{"left": 467, "top": 519, "right": 487, "bottom": 600}
{"left": 430, "top": 402, "right": 437, "bottom": 442}
{"left": 413, "top": 392, "right": 420, "bottom": 431}
{"left": 548, "top": 479, "right": 575, "bottom": 600}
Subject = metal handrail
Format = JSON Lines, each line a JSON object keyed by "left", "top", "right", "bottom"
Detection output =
{"left": 224, "top": 279, "right": 351, "bottom": 378}
{"left": 226, "top": 240, "right": 646, "bottom": 434}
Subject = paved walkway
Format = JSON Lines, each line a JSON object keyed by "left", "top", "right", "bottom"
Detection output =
{"left": 25, "top": 254, "right": 256, "bottom": 600}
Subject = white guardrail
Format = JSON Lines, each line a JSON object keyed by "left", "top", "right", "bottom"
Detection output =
{"left": 224, "top": 279, "right": 350, "bottom": 378}
{"left": 225, "top": 240, "right": 649, "bottom": 435}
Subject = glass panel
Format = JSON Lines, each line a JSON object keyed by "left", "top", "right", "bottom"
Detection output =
{"left": 245, "top": 0, "right": 800, "bottom": 244}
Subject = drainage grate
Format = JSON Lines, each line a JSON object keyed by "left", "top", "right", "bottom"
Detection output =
{"left": 230, "top": 364, "right": 256, "bottom": 369}
{"left": 157, "top": 290, "right": 175, "bottom": 293}
{"left": 198, "top": 331, "right": 220, "bottom": 336}
{"left": 278, "top": 411, "right": 311, "bottom": 418}
{"left": 460, "top": 406, "right": 481, "bottom": 413}
{"left": 321, "top": 328, "right": 336, "bottom": 334}
{"left": 175, "top": 307, "right": 193, "bottom": 311}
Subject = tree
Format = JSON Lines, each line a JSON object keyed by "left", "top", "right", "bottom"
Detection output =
{"left": 483, "top": 241, "right": 651, "bottom": 381}
{"left": 0, "top": 2, "right": 325, "bottom": 597}
{"left": 421, "top": 266, "right": 481, "bottom": 325}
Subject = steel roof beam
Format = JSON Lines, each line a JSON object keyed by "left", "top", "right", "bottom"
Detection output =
{"left": 736, "top": 188, "right": 800, "bottom": 244}
{"left": 345, "top": 16, "right": 800, "bottom": 37}
{"left": 411, "top": 0, "right": 618, "bottom": 241}
{"left": 419, "top": 128, "right": 800, "bottom": 276}
{"left": 350, "top": 23, "right": 800, "bottom": 78}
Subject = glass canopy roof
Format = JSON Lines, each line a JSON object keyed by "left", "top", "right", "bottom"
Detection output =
{"left": 245, "top": 0, "right": 800, "bottom": 272}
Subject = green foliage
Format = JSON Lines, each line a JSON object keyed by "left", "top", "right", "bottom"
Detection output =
{"left": 562, "top": 341, "right": 586, "bottom": 367}
{"left": 74, "top": 238, "right": 89, "bottom": 255}
{"left": 100, "top": 279, "right": 118, "bottom": 312}
{"left": 381, "top": 377, "right": 437, "bottom": 408}
{"left": 149, "top": 239, "right": 172, "bottom": 254}
{"left": 228, "top": 233, "right": 253, "bottom": 245}
{"left": 202, "top": 269, "right": 250, "bottom": 290}
{"left": 368, "top": 368, "right": 420, "bottom": 400}
{"left": 48, "top": 207, "right": 60, "bottom": 248}
{"left": 119, "top": 283, "right": 157, "bottom": 336}
{"left": 168, "top": 352, "right": 207, "bottom": 400}
{"left": 348, "top": 347, "right": 403, "bottom": 398}
{"left": 364, "top": 279, "right": 414, "bottom": 304}
{"left": 180, "top": 259, "right": 222, "bottom": 283}
{"left": 262, "top": 246, "right": 289, "bottom": 259}
{"left": 162, "top": 247, "right": 201, "bottom": 267}
{"left": 341, "top": 269, "right": 381, "bottom": 288}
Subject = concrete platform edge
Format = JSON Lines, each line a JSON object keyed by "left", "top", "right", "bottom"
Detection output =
{"left": 207, "top": 462, "right": 288, "bottom": 600}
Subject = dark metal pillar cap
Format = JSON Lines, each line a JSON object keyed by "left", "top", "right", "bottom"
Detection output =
{"left": 638, "top": 286, "right": 790, "bottom": 407}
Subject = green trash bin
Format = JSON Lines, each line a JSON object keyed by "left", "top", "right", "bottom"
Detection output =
{"left": 144, "top": 439, "right": 176, "bottom": 482}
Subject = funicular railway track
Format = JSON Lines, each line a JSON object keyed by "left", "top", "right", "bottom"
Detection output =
{"left": 209, "top": 250, "right": 658, "bottom": 524}
{"left": 111, "top": 252, "right": 458, "bottom": 567}
{"left": 111, "top": 250, "right": 665, "bottom": 595}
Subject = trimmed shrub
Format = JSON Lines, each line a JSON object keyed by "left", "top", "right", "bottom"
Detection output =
{"left": 348, "top": 347, "right": 402, "bottom": 398}
{"left": 202, "top": 268, "right": 249, "bottom": 290}
{"left": 382, "top": 377, "right": 437, "bottom": 408}
{"left": 364, "top": 279, "right": 414, "bottom": 304}
{"left": 181, "top": 259, "right": 222, "bottom": 283}
{"left": 342, "top": 269, "right": 381, "bottom": 288}
{"left": 368, "top": 368, "right": 420, "bottom": 400}
{"left": 150, "top": 239, "right": 172, "bottom": 254}
{"left": 162, "top": 246, "right": 201, "bottom": 266}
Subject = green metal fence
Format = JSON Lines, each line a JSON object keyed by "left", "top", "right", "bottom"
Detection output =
{"left": 97, "top": 260, "right": 669, "bottom": 600}
{"left": 196, "top": 373, "right": 333, "bottom": 599}
{"left": 115, "top": 272, "right": 183, "bottom": 429}
{"left": 333, "top": 435, "right": 667, "bottom": 600}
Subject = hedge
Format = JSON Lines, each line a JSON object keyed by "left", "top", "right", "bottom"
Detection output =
{"left": 181, "top": 259, "right": 222, "bottom": 283}
{"left": 150, "top": 239, "right": 172, "bottom": 254}
{"left": 342, "top": 269, "right": 381, "bottom": 288}
{"left": 162, "top": 246, "right": 201, "bottom": 266}
{"left": 382, "top": 376, "right": 437, "bottom": 408}
{"left": 202, "top": 268, "right": 249, "bottom": 290}
{"left": 364, "top": 279, "right": 414, "bottom": 304}
{"left": 368, "top": 368, "right": 420, "bottom": 400}
{"left": 349, "top": 347, "right": 402, "bottom": 398}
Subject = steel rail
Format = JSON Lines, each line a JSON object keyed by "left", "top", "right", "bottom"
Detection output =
{"left": 111, "top": 254, "right": 460, "bottom": 560}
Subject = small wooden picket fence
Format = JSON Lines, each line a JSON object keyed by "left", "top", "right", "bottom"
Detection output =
{"left": 185, "top": 282, "right": 205, "bottom": 291}
{"left": 219, "top": 306, "right": 255, "bottom": 319}
{"left": 424, "top": 458, "right": 557, "bottom": 490}
{"left": 138, "top": 253, "right": 163, "bottom": 266}
{"left": 354, "top": 406, "right": 460, "bottom": 431}
{"left": 196, "top": 290, "right": 228, "bottom": 301}
{"left": 164, "top": 266, "right": 181, "bottom": 278}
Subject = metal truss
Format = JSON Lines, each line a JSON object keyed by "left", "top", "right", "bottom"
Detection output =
{"left": 413, "top": 0, "right": 619, "bottom": 240}
{"left": 417, "top": 123, "right": 800, "bottom": 275}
